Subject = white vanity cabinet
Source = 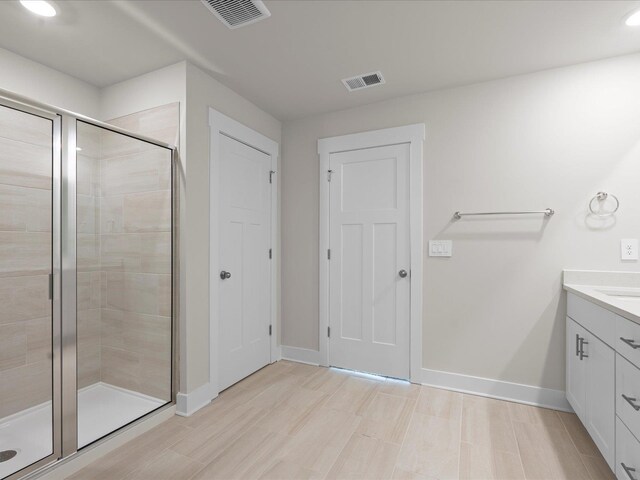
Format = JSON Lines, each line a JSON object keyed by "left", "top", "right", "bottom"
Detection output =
{"left": 566, "top": 290, "right": 640, "bottom": 475}
{"left": 565, "top": 314, "right": 615, "bottom": 468}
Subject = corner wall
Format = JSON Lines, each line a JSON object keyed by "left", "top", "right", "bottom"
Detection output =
{"left": 281, "top": 53, "right": 640, "bottom": 394}
{"left": 0, "top": 46, "right": 100, "bottom": 117}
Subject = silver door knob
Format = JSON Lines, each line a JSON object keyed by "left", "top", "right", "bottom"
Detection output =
{"left": 220, "top": 270, "right": 231, "bottom": 280}
{"left": 398, "top": 269, "right": 408, "bottom": 278}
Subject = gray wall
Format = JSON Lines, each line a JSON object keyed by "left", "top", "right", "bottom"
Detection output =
{"left": 281, "top": 53, "right": 640, "bottom": 391}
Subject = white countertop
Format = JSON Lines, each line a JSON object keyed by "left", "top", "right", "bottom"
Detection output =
{"left": 563, "top": 270, "right": 640, "bottom": 325}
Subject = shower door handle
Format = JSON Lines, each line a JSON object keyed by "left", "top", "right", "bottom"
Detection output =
{"left": 220, "top": 270, "right": 231, "bottom": 280}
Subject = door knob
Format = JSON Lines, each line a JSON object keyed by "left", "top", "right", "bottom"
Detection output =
{"left": 220, "top": 270, "right": 231, "bottom": 280}
{"left": 398, "top": 269, "right": 408, "bottom": 278}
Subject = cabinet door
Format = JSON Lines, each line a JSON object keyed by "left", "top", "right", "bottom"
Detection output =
{"left": 583, "top": 331, "right": 615, "bottom": 470}
{"left": 566, "top": 317, "right": 586, "bottom": 418}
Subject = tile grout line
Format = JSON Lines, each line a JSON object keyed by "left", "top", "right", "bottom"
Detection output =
{"left": 557, "top": 412, "right": 601, "bottom": 480}
{"left": 508, "top": 407, "right": 529, "bottom": 480}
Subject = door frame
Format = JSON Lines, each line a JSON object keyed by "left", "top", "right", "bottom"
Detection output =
{"left": 208, "top": 108, "right": 280, "bottom": 396}
{"left": 317, "top": 124, "right": 425, "bottom": 382}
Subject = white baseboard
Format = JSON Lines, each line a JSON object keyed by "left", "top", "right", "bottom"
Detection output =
{"left": 281, "top": 345, "right": 321, "bottom": 366}
{"left": 176, "top": 382, "right": 218, "bottom": 417}
{"left": 418, "top": 367, "right": 572, "bottom": 412}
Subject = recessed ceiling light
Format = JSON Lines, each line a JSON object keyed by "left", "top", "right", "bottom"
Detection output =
{"left": 625, "top": 9, "right": 640, "bottom": 26}
{"left": 20, "top": 0, "right": 57, "bottom": 17}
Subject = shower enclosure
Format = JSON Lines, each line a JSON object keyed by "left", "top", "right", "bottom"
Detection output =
{"left": 0, "top": 92, "right": 176, "bottom": 480}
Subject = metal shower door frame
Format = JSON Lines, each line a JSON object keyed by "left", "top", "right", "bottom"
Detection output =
{"left": 0, "top": 89, "right": 179, "bottom": 480}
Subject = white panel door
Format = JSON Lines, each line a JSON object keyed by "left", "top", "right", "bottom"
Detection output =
{"left": 218, "top": 134, "right": 271, "bottom": 391}
{"left": 328, "top": 143, "right": 410, "bottom": 379}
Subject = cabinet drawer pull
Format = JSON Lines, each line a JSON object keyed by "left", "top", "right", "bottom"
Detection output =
{"left": 621, "top": 337, "right": 640, "bottom": 350}
{"left": 622, "top": 463, "right": 637, "bottom": 480}
{"left": 575, "top": 334, "right": 580, "bottom": 357}
{"left": 622, "top": 394, "right": 640, "bottom": 411}
{"left": 579, "top": 338, "right": 589, "bottom": 360}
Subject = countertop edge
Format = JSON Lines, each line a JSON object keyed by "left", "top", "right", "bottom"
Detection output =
{"left": 563, "top": 283, "right": 640, "bottom": 325}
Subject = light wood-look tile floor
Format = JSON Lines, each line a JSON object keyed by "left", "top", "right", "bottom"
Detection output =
{"left": 67, "top": 361, "right": 614, "bottom": 480}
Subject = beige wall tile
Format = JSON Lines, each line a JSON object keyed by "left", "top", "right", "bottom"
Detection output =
{"left": 0, "top": 184, "right": 51, "bottom": 232}
{"left": 77, "top": 194, "right": 98, "bottom": 234}
{"left": 0, "top": 136, "right": 51, "bottom": 190}
{"left": 0, "top": 323, "right": 26, "bottom": 371}
{"left": 0, "top": 360, "right": 51, "bottom": 419}
{"left": 107, "top": 103, "right": 179, "bottom": 147}
{"left": 77, "top": 233, "right": 100, "bottom": 272}
{"left": 0, "top": 275, "right": 50, "bottom": 324}
{"left": 76, "top": 121, "right": 102, "bottom": 159}
{"left": 0, "top": 105, "right": 52, "bottom": 148}
{"left": 105, "top": 272, "right": 170, "bottom": 316}
{"left": 78, "top": 308, "right": 101, "bottom": 389}
{"left": 25, "top": 316, "right": 52, "bottom": 364}
{"left": 0, "top": 232, "right": 50, "bottom": 276}
{"left": 77, "top": 155, "right": 100, "bottom": 197}
{"left": 100, "top": 345, "right": 140, "bottom": 392}
{"left": 77, "top": 271, "right": 101, "bottom": 311}
{"left": 123, "top": 190, "right": 171, "bottom": 233}
{"left": 99, "top": 195, "right": 124, "bottom": 234}
{"left": 101, "top": 149, "right": 171, "bottom": 196}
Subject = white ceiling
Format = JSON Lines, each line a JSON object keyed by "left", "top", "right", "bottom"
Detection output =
{"left": 1, "top": 0, "right": 640, "bottom": 120}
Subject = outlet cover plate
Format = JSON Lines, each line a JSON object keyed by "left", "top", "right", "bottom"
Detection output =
{"left": 621, "top": 239, "right": 639, "bottom": 261}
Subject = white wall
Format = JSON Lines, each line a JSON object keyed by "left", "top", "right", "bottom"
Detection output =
{"left": 0, "top": 46, "right": 100, "bottom": 116}
{"left": 281, "top": 53, "right": 640, "bottom": 392}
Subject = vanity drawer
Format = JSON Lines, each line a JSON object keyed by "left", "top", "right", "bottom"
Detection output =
{"left": 617, "top": 316, "right": 640, "bottom": 369}
{"left": 567, "top": 293, "right": 616, "bottom": 347}
{"left": 616, "top": 417, "right": 640, "bottom": 480}
{"left": 617, "top": 354, "right": 640, "bottom": 440}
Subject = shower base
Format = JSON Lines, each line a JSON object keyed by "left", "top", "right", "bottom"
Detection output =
{"left": 0, "top": 383, "right": 164, "bottom": 479}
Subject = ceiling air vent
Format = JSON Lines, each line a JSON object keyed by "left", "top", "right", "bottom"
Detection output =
{"left": 342, "top": 71, "right": 385, "bottom": 92}
{"left": 201, "top": 0, "right": 271, "bottom": 29}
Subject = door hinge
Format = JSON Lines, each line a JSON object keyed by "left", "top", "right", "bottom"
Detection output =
{"left": 48, "top": 273, "right": 53, "bottom": 300}
{"left": 269, "top": 325, "right": 272, "bottom": 336}
{"left": 327, "top": 169, "right": 333, "bottom": 182}
{"left": 269, "top": 248, "right": 272, "bottom": 259}
{"left": 327, "top": 249, "right": 331, "bottom": 260}
{"left": 327, "top": 326, "right": 331, "bottom": 338}
{"left": 269, "top": 170, "right": 276, "bottom": 184}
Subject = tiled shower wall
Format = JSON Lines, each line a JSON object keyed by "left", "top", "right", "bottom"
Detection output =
{"left": 0, "top": 107, "right": 53, "bottom": 419}
{"left": 0, "top": 103, "right": 178, "bottom": 420}
{"left": 77, "top": 103, "right": 179, "bottom": 401}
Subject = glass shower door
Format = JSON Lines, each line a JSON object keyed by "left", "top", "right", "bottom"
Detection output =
{"left": 0, "top": 103, "right": 58, "bottom": 479}
{"left": 75, "top": 121, "right": 173, "bottom": 448}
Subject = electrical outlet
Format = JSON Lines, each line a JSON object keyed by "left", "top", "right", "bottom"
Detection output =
{"left": 621, "top": 239, "right": 639, "bottom": 261}
{"left": 429, "top": 240, "right": 452, "bottom": 257}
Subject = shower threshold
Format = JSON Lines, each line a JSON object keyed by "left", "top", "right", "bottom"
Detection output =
{"left": 0, "top": 383, "right": 164, "bottom": 479}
